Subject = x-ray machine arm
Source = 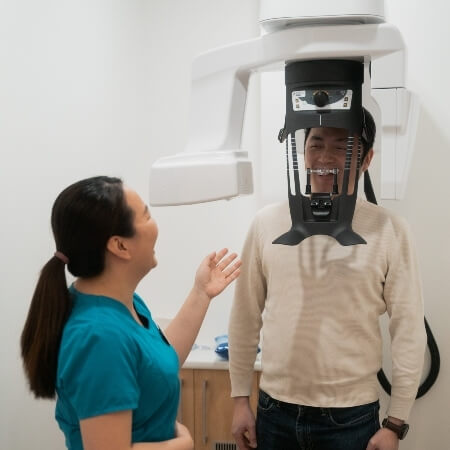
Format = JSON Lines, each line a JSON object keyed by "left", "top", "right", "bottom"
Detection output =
{"left": 149, "top": 20, "right": 418, "bottom": 206}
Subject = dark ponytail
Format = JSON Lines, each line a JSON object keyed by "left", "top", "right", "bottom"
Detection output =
{"left": 21, "top": 176, "right": 135, "bottom": 399}
{"left": 21, "top": 257, "right": 71, "bottom": 398}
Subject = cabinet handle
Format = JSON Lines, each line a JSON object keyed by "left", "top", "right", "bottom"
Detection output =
{"left": 177, "top": 378, "right": 184, "bottom": 422}
{"left": 202, "top": 379, "right": 208, "bottom": 445}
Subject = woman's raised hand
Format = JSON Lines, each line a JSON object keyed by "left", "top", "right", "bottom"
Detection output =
{"left": 194, "top": 249, "right": 241, "bottom": 300}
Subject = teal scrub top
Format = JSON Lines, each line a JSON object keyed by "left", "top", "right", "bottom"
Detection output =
{"left": 55, "top": 286, "right": 180, "bottom": 450}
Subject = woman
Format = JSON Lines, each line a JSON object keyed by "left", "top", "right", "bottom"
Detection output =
{"left": 21, "top": 176, "right": 241, "bottom": 450}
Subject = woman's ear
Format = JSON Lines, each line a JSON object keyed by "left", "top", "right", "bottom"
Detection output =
{"left": 106, "top": 236, "right": 132, "bottom": 260}
{"left": 361, "top": 148, "right": 374, "bottom": 173}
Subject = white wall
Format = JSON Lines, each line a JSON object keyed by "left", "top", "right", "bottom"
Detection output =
{"left": 0, "top": 1, "right": 260, "bottom": 449}
{"left": 382, "top": 2, "right": 450, "bottom": 449}
{"left": 1, "top": 1, "right": 448, "bottom": 449}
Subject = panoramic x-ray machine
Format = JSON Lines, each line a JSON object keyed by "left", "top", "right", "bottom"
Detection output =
{"left": 149, "top": 0, "right": 439, "bottom": 396}
{"left": 150, "top": 0, "right": 417, "bottom": 206}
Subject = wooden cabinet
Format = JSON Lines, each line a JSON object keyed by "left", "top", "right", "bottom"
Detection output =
{"left": 178, "top": 368, "right": 195, "bottom": 438}
{"left": 178, "top": 368, "right": 260, "bottom": 450}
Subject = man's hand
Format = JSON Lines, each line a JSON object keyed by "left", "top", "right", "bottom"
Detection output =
{"left": 366, "top": 428, "right": 399, "bottom": 450}
{"left": 231, "top": 397, "right": 257, "bottom": 449}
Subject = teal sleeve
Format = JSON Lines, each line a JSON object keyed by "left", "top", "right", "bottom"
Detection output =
{"left": 58, "top": 327, "right": 140, "bottom": 420}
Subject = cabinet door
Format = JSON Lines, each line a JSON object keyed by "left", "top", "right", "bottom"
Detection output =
{"left": 178, "top": 369, "right": 195, "bottom": 438}
{"left": 193, "top": 369, "right": 259, "bottom": 450}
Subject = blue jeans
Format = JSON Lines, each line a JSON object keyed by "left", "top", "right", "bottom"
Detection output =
{"left": 256, "top": 390, "right": 380, "bottom": 450}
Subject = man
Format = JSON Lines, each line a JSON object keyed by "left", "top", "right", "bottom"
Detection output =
{"left": 229, "top": 109, "right": 426, "bottom": 450}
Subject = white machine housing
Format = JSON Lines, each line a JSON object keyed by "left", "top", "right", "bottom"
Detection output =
{"left": 259, "top": 0, "right": 385, "bottom": 31}
{"left": 149, "top": 0, "right": 419, "bottom": 205}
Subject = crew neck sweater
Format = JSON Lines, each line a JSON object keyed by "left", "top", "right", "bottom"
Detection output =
{"left": 228, "top": 198, "right": 426, "bottom": 420}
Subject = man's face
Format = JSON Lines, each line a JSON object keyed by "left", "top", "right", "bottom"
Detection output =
{"left": 304, "top": 127, "right": 372, "bottom": 195}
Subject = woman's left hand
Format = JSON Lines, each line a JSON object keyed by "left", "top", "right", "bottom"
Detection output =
{"left": 194, "top": 249, "right": 241, "bottom": 300}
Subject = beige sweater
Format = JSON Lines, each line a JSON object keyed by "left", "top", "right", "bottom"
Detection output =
{"left": 229, "top": 198, "right": 426, "bottom": 420}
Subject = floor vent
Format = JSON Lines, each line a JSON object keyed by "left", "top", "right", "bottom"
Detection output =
{"left": 213, "top": 442, "right": 237, "bottom": 450}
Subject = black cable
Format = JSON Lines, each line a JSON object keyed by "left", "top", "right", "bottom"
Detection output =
{"left": 363, "top": 170, "right": 378, "bottom": 205}
{"left": 364, "top": 171, "right": 440, "bottom": 398}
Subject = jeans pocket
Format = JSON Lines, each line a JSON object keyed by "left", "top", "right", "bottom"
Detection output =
{"left": 326, "top": 401, "right": 379, "bottom": 427}
{"left": 257, "top": 390, "right": 276, "bottom": 412}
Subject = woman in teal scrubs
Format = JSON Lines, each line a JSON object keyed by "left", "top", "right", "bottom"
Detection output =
{"left": 20, "top": 176, "right": 241, "bottom": 450}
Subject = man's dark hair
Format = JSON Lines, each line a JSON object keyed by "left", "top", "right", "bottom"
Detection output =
{"left": 304, "top": 107, "right": 376, "bottom": 160}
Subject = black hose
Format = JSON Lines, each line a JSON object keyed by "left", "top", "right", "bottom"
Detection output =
{"left": 364, "top": 171, "right": 440, "bottom": 398}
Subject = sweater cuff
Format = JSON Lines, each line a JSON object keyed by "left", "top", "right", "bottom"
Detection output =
{"left": 230, "top": 372, "right": 255, "bottom": 398}
{"left": 387, "top": 395, "right": 416, "bottom": 421}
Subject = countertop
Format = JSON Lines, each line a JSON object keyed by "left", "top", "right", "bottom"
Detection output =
{"left": 182, "top": 345, "right": 262, "bottom": 371}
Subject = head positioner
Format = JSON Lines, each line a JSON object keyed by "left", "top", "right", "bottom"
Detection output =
{"left": 274, "top": 59, "right": 368, "bottom": 246}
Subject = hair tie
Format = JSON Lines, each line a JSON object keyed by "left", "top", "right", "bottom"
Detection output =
{"left": 54, "top": 251, "right": 69, "bottom": 265}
